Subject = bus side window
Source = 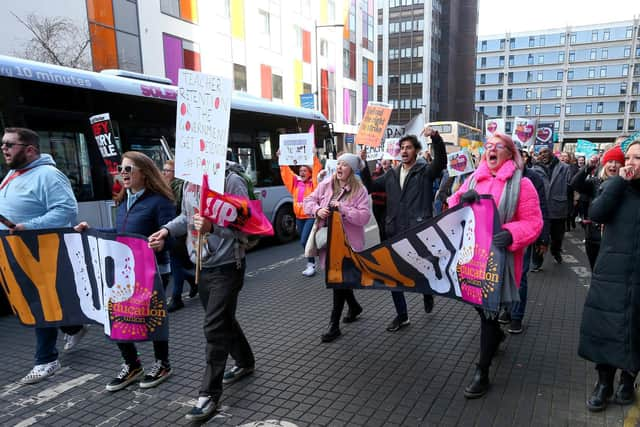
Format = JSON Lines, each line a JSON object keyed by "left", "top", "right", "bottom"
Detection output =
{"left": 237, "top": 147, "right": 257, "bottom": 184}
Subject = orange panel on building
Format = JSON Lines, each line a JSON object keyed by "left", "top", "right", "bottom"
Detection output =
{"left": 86, "top": 0, "right": 114, "bottom": 26}
{"left": 179, "top": 0, "right": 198, "bottom": 22}
{"left": 367, "top": 60, "right": 374, "bottom": 86}
{"left": 89, "top": 24, "right": 118, "bottom": 71}
{"left": 261, "top": 64, "right": 272, "bottom": 100}
{"left": 302, "top": 30, "right": 311, "bottom": 64}
{"left": 183, "top": 49, "right": 201, "bottom": 71}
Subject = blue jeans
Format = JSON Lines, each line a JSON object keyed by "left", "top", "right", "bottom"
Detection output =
{"left": 297, "top": 218, "right": 315, "bottom": 264}
{"left": 35, "top": 325, "right": 83, "bottom": 365}
{"left": 171, "top": 255, "right": 195, "bottom": 300}
{"left": 511, "top": 245, "right": 532, "bottom": 320}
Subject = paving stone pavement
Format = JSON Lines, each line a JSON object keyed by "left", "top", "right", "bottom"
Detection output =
{"left": 0, "top": 230, "right": 639, "bottom": 426}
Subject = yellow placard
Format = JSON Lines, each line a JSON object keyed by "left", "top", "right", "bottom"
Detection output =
{"left": 355, "top": 102, "right": 392, "bottom": 147}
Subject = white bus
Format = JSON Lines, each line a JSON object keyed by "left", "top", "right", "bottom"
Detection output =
{"left": 0, "top": 55, "right": 335, "bottom": 241}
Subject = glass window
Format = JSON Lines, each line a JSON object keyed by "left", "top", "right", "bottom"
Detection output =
{"left": 508, "top": 55, "right": 514, "bottom": 66}
{"left": 619, "top": 101, "right": 626, "bottom": 113}
{"left": 598, "top": 85, "right": 605, "bottom": 95}
{"left": 621, "top": 82, "right": 627, "bottom": 94}
{"left": 479, "top": 90, "right": 485, "bottom": 101}
{"left": 624, "top": 46, "right": 631, "bottom": 57}
{"left": 538, "top": 54, "right": 544, "bottom": 64}
{"left": 480, "top": 74, "right": 486, "bottom": 84}
{"left": 539, "top": 35, "right": 545, "bottom": 46}
{"left": 272, "top": 74, "right": 283, "bottom": 99}
{"left": 626, "top": 27, "right": 632, "bottom": 38}
{"left": 500, "top": 39, "right": 505, "bottom": 49}
{"left": 558, "top": 52, "right": 564, "bottom": 63}
{"left": 568, "top": 70, "right": 574, "bottom": 80}
{"left": 596, "top": 120, "right": 602, "bottom": 131}
{"left": 617, "top": 119, "right": 624, "bottom": 131}
{"left": 557, "top": 71, "right": 563, "bottom": 80}
{"left": 481, "top": 40, "right": 487, "bottom": 51}
{"left": 555, "top": 104, "right": 561, "bottom": 114}
{"left": 590, "top": 49, "right": 597, "bottom": 60}
{"left": 499, "top": 56, "right": 504, "bottom": 66}
{"left": 631, "top": 101, "right": 638, "bottom": 113}
{"left": 498, "top": 89, "right": 503, "bottom": 99}
{"left": 529, "top": 36, "right": 535, "bottom": 47}
{"left": 601, "top": 48, "right": 608, "bottom": 59}
{"left": 584, "top": 120, "right": 591, "bottom": 131}
{"left": 566, "top": 104, "right": 571, "bottom": 114}
{"left": 586, "top": 104, "right": 592, "bottom": 113}
{"left": 116, "top": 31, "right": 142, "bottom": 72}
{"left": 597, "top": 102, "right": 603, "bottom": 113}
{"left": 560, "top": 34, "right": 566, "bottom": 45}
{"left": 114, "top": 0, "right": 140, "bottom": 34}
{"left": 537, "top": 71, "right": 543, "bottom": 81}
{"left": 588, "top": 67, "right": 595, "bottom": 78}
{"left": 630, "top": 118, "right": 636, "bottom": 131}
{"left": 600, "top": 66, "right": 606, "bottom": 77}
{"left": 569, "top": 51, "right": 575, "bottom": 62}
{"left": 233, "top": 64, "right": 247, "bottom": 91}
{"left": 587, "top": 86, "right": 593, "bottom": 96}
{"left": 528, "top": 54, "right": 534, "bottom": 65}
{"left": 592, "top": 30, "right": 598, "bottom": 41}
{"left": 499, "top": 73, "right": 504, "bottom": 83}
{"left": 603, "top": 30, "right": 610, "bottom": 40}
{"left": 566, "top": 87, "right": 572, "bottom": 97}
{"left": 564, "top": 121, "right": 570, "bottom": 131}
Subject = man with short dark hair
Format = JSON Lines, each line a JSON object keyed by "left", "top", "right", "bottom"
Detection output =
{"left": 0, "top": 127, "right": 84, "bottom": 384}
{"left": 362, "top": 127, "right": 446, "bottom": 332}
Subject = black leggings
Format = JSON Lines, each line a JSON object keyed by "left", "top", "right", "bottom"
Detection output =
{"left": 330, "top": 289, "right": 360, "bottom": 324}
{"left": 476, "top": 308, "right": 505, "bottom": 371}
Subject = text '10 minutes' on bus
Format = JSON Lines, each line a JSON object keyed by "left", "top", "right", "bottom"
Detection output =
{"left": 0, "top": 55, "right": 335, "bottom": 242}
{"left": 426, "top": 121, "right": 484, "bottom": 154}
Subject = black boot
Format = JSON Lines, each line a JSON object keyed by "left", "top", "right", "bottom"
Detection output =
{"left": 167, "top": 297, "right": 184, "bottom": 313}
{"left": 343, "top": 305, "right": 363, "bottom": 323}
{"left": 587, "top": 368, "right": 615, "bottom": 411}
{"left": 614, "top": 371, "right": 636, "bottom": 405}
{"left": 321, "top": 322, "right": 341, "bottom": 343}
{"left": 464, "top": 365, "right": 489, "bottom": 399}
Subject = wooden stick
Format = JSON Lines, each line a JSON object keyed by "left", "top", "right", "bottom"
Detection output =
{"left": 195, "top": 230, "right": 203, "bottom": 284}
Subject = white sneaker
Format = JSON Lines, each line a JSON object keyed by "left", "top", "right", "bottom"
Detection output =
{"left": 21, "top": 360, "right": 61, "bottom": 384}
{"left": 63, "top": 326, "right": 88, "bottom": 351}
{"left": 302, "top": 263, "right": 316, "bottom": 277}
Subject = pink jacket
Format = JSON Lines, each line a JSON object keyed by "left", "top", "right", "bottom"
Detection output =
{"left": 448, "top": 160, "right": 542, "bottom": 286}
{"left": 303, "top": 178, "right": 371, "bottom": 266}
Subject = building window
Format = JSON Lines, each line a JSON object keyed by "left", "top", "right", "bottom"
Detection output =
{"left": 634, "top": 82, "right": 639, "bottom": 95}
{"left": 528, "top": 54, "right": 534, "bottom": 65}
{"left": 557, "top": 71, "right": 563, "bottom": 80}
{"left": 537, "top": 54, "right": 544, "bottom": 64}
{"left": 508, "top": 72, "right": 513, "bottom": 83}
{"left": 586, "top": 104, "right": 592, "bottom": 113}
{"left": 619, "top": 101, "right": 626, "bottom": 113}
{"left": 565, "top": 104, "right": 572, "bottom": 114}
{"left": 555, "top": 87, "right": 562, "bottom": 97}
{"left": 587, "top": 86, "right": 594, "bottom": 96}
{"left": 564, "top": 121, "right": 570, "bottom": 131}
{"left": 529, "top": 36, "right": 535, "bottom": 47}
{"left": 555, "top": 104, "right": 561, "bottom": 114}
{"left": 617, "top": 119, "right": 624, "bottom": 131}
{"left": 507, "top": 89, "right": 512, "bottom": 99}
{"left": 527, "top": 71, "right": 533, "bottom": 82}
{"left": 630, "top": 118, "right": 636, "bottom": 131}
{"left": 554, "top": 120, "right": 560, "bottom": 129}
{"left": 509, "top": 38, "right": 515, "bottom": 49}
{"left": 506, "top": 105, "right": 512, "bottom": 116}
{"left": 500, "top": 39, "right": 505, "bottom": 49}
{"left": 568, "top": 70, "right": 574, "bottom": 80}
{"left": 539, "top": 35, "right": 545, "bottom": 46}
{"left": 588, "top": 67, "right": 595, "bottom": 78}
{"left": 570, "top": 33, "right": 576, "bottom": 44}
{"left": 558, "top": 52, "right": 564, "bottom": 63}
{"left": 624, "top": 46, "right": 631, "bottom": 57}
{"left": 595, "top": 119, "right": 602, "bottom": 131}
{"left": 525, "top": 105, "right": 531, "bottom": 115}
{"left": 590, "top": 49, "right": 597, "bottom": 60}
{"left": 497, "top": 106, "right": 503, "bottom": 116}
{"left": 233, "top": 63, "right": 246, "bottom": 91}
{"left": 272, "top": 73, "right": 282, "bottom": 99}
{"left": 479, "top": 90, "right": 485, "bottom": 101}
{"left": 601, "top": 48, "right": 608, "bottom": 59}
{"left": 584, "top": 120, "right": 591, "bottom": 131}
{"left": 537, "top": 71, "right": 543, "bottom": 81}
{"left": 480, "top": 74, "right": 486, "bottom": 84}
{"left": 498, "top": 89, "right": 503, "bottom": 99}
{"left": 569, "top": 51, "right": 575, "bottom": 62}
{"left": 480, "top": 57, "right": 486, "bottom": 68}
{"left": 560, "top": 34, "right": 566, "bottom": 45}
{"left": 603, "top": 30, "right": 610, "bottom": 40}
{"left": 481, "top": 40, "right": 487, "bottom": 51}
{"left": 621, "top": 82, "right": 627, "bottom": 94}
{"left": 600, "top": 66, "right": 607, "bottom": 77}
{"left": 598, "top": 85, "right": 605, "bottom": 96}
{"left": 626, "top": 27, "right": 633, "bottom": 38}
{"left": 505, "top": 120, "right": 511, "bottom": 132}
{"left": 162, "top": 33, "right": 200, "bottom": 84}
{"left": 508, "top": 55, "right": 514, "bottom": 66}
{"left": 597, "top": 102, "right": 603, "bottom": 113}
{"left": 499, "top": 73, "right": 504, "bottom": 83}
{"left": 499, "top": 56, "right": 504, "bottom": 66}
{"left": 631, "top": 101, "right": 638, "bottom": 112}
{"left": 160, "top": 0, "right": 198, "bottom": 23}
{"left": 592, "top": 30, "right": 598, "bottom": 41}
{"left": 88, "top": 0, "right": 143, "bottom": 72}
{"left": 623, "top": 64, "right": 629, "bottom": 76}
{"left": 526, "top": 88, "right": 533, "bottom": 99}
{"left": 566, "top": 87, "right": 573, "bottom": 97}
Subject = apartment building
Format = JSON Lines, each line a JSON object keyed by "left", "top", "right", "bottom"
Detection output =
{"left": 475, "top": 19, "right": 640, "bottom": 144}
{"left": 1, "top": 0, "right": 376, "bottom": 149}
{"left": 376, "top": 0, "right": 478, "bottom": 126}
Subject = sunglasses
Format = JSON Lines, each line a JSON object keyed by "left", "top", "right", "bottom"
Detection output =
{"left": 1, "top": 142, "right": 30, "bottom": 149}
{"left": 117, "top": 165, "right": 138, "bottom": 174}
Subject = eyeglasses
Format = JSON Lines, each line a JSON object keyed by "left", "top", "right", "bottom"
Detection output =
{"left": 485, "top": 142, "right": 506, "bottom": 150}
{"left": 117, "top": 165, "right": 138, "bottom": 174}
{"left": 162, "top": 169, "right": 174, "bottom": 173}
{"left": 1, "top": 142, "right": 30, "bottom": 149}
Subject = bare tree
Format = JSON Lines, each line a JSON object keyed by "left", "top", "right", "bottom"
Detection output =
{"left": 11, "top": 11, "right": 92, "bottom": 70}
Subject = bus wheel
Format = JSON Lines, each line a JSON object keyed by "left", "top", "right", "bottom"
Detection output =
{"left": 274, "top": 204, "right": 296, "bottom": 243}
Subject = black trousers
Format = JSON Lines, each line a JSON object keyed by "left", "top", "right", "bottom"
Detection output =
{"left": 372, "top": 204, "right": 386, "bottom": 242}
{"left": 117, "top": 273, "right": 171, "bottom": 366}
{"left": 585, "top": 241, "right": 600, "bottom": 271}
{"left": 550, "top": 218, "right": 566, "bottom": 256}
{"left": 330, "top": 289, "right": 360, "bottom": 324}
{"left": 198, "top": 260, "right": 254, "bottom": 400}
{"left": 476, "top": 308, "right": 504, "bottom": 371}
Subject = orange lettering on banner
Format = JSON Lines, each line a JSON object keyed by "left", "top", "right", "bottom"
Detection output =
{"left": 0, "top": 240, "right": 35, "bottom": 324}
{"left": 6, "top": 234, "right": 62, "bottom": 322}
{"left": 326, "top": 213, "right": 351, "bottom": 284}
{"left": 354, "top": 247, "right": 415, "bottom": 288}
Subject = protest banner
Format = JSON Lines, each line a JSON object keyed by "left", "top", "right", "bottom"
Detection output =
{"left": 384, "top": 138, "right": 401, "bottom": 160}
{"left": 175, "top": 69, "right": 232, "bottom": 192}
{"left": 447, "top": 149, "right": 475, "bottom": 177}
{"left": 512, "top": 117, "right": 537, "bottom": 147}
{"left": 324, "top": 159, "right": 338, "bottom": 177}
{"left": 89, "top": 113, "right": 120, "bottom": 177}
{"left": 0, "top": 229, "right": 168, "bottom": 341}
{"left": 485, "top": 118, "right": 505, "bottom": 138}
{"left": 576, "top": 139, "right": 598, "bottom": 159}
{"left": 620, "top": 131, "right": 640, "bottom": 154}
{"left": 358, "top": 144, "right": 384, "bottom": 161}
{"left": 355, "top": 102, "right": 392, "bottom": 147}
{"left": 326, "top": 196, "right": 506, "bottom": 312}
{"left": 534, "top": 121, "right": 555, "bottom": 153}
{"left": 278, "top": 133, "right": 315, "bottom": 166}
{"left": 199, "top": 175, "right": 273, "bottom": 236}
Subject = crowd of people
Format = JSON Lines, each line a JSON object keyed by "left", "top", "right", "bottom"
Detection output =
{"left": 1, "top": 125, "right": 639, "bottom": 420}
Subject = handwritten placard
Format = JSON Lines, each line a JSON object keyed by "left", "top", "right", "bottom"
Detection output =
{"left": 447, "top": 149, "right": 475, "bottom": 177}
{"left": 355, "top": 102, "right": 392, "bottom": 147}
{"left": 278, "top": 133, "right": 314, "bottom": 166}
{"left": 175, "top": 69, "right": 232, "bottom": 191}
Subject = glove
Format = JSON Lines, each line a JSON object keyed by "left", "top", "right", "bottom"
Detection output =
{"left": 459, "top": 189, "right": 480, "bottom": 205}
{"left": 492, "top": 230, "right": 513, "bottom": 249}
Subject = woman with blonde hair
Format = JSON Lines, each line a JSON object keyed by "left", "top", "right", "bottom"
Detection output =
{"left": 76, "top": 151, "right": 176, "bottom": 391}
{"left": 304, "top": 153, "right": 371, "bottom": 342}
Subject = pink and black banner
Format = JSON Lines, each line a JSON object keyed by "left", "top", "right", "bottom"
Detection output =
{"left": 0, "top": 229, "right": 167, "bottom": 341}
{"left": 89, "top": 113, "right": 121, "bottom": 177}
{"left": 326, "top": 197, "right": 506, "bottom": 312}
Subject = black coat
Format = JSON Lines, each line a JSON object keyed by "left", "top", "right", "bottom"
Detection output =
{"left": 578, "top": 177, "right": 640, "bottom": 372}
{"left": 362, "top": 133, "right": 446, "bottom": 238}
{"left": 523, "top": 167, "right": 550, "bottom": 244}
{"left": 570, "top": 165, "right": 602, "bottom": 243}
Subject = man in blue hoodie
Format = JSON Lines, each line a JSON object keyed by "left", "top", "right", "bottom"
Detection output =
{"left": 0, "top": 127, "right": 83, "bottom": 384}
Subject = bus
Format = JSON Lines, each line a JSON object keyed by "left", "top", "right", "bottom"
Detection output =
{"left": 426, "top": 121, "right": 483, "bottom": 154}
{"left": 0, "top": 55, "right": 335, "bottom": 241}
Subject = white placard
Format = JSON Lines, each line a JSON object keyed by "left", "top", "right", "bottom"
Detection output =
{"left": 175, "top": 69, "right": 232, "bottom": 191}
{"left": 324, "top": 159, "right": 338, "bottom": 177}
{"left": 384, "top": 138, "right": 402, "bottom": 160}
{"left": 512, "top": 117, "right": 537, "bottom": 147}
{"left": 358, "top": 144, "right": 384, "bottom": 161}
{"left": 278, "top": 133, "right": 315, "bottom": 166}
{"left": 447, "top": 149, "right": 475, "bottom": 177}
{"left": 485, "top": 118, "right": 505, "bottom": 138}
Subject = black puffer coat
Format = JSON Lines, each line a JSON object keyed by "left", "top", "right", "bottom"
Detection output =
{"left": 362, "top": 133, "right": 446, "bottom": 238}
{"left": 570, "top": 165, "right": 603, "bottom": 244}
{"left": 578, "top": 176, "right": 640, "bottom": 372}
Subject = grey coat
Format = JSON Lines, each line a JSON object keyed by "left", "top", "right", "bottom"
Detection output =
{"left": 531, "top": 158, "right": 572, "bottom": 219}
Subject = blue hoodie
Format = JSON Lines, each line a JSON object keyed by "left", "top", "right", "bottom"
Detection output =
{"left": 0, "top": 154, "right": 77, "bottom": 230}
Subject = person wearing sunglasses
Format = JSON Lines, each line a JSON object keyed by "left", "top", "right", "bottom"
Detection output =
{"left": 75, "top": 151, "right": 176, "bottom": 392}
{"left": 448, "top": 132, "right": 543, "bottom": 399}
{"left": 0, "top": 127, "right": 86, "bottom": 385}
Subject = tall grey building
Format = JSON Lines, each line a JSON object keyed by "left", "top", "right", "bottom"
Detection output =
{"left": 377, "top": 0, "right": 478, "bottom": 126}
{"left": 476, "top": 20, "right": 640, "bottom": 144}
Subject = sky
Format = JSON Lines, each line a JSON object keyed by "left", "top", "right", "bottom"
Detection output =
{"left": 478, "top": 0, "right": 640, "bottom": 36}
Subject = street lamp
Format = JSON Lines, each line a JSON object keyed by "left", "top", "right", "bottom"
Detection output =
{"left": 314, "top": 22, "right": 344, "bottom": 111}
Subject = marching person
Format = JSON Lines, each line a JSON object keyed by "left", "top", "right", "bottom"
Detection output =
{"left": 148, "top": 160, "right": 255, "bottom": 422}
{"left": 304, "top": 153, "right": 370, "bottom": 342}
{"left": 578, "top": 137, "right": 640, "bottom": 411}
{"left": 75, "top": 151, "right": 176, "bottom": 391}
{"left": 277, "top": 148, "right": 322, "bottom": 276}
{"left": 449, "top": 132, "right": 542, "bottom": 398}
{"left": 162, "top": 159, "right": 197, "bottom": 312}
{"left": 0, "top": 127, "right": 86, "bottom": 384}
{"left": 369, "top": 154, "right": 393, "bottom": 241}
{"left": 361, "top": 127, "right": 446, "bottom": 332}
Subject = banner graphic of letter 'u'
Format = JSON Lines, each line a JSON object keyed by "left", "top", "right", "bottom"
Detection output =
{"left": 0, "top": 229, "right": 168, "bottom": 342}
{"left": 325, "top": 196, "right": 506, "bottom": 312}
